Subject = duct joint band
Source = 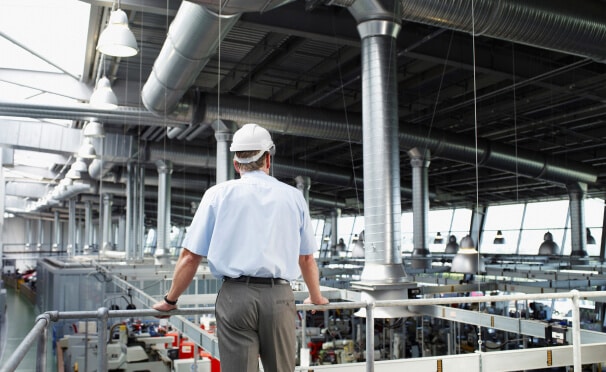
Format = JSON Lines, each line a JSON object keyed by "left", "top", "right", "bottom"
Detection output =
{"left": 357, "top": 20, "right": 401, "bottom": 39}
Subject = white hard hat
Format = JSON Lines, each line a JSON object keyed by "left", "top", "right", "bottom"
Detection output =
{"left": 230, "top": 123, "right": 275, "bottom": 163}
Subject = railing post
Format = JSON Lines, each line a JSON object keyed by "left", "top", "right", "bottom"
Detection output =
{"left": 97, "top": 307, "right": 109, "bottom": 372}
{"left": 365, "top": 302, "right": 374, "bottom": 372}
{"left": 301, "top": 309, "right": 308, "bottom": 367}
{"left": 570, "top": 290, "right": 582, "bottom": 372}
{"left": 35, "top": 314, "right": 49, "bottom": 372}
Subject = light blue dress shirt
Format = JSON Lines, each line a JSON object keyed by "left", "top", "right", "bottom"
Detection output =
{"left": 182, "top": 170, "right": 317, "bottom": 281}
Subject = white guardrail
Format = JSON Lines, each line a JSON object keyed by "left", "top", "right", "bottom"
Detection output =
{"left": 3, "top": 278, "right": 606, "bottom": 372}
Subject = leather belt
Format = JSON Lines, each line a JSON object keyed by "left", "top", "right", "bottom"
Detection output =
{"left": 225, "top": 276, "right": 289, "bottom": 285}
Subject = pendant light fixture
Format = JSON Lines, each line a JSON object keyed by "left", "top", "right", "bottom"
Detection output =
{"left": 66, "top": 167, "right": 82, "bottom": 180}
{"left": 444, "top": 235, "right": 459, "bottom": 254}
{"left": 451, "top": 235, "right": 485, "bottom": 274}
{"left": 90, "top": 76, "right": 118, "bottom": 109}
{"left": 83, "top": 121, "right": 106, "bottom": 138}
{"left": 96, "top": 3, "right": 138, "bottom": 58}
{"left": 538, "top": 231, "right": 560, "bottom": 255}
{"left": 493, "top": 230, "right": 505, "bottom": 244}
{"left": 433, "top": 232, "right": 443, "bottom": 244}
{"left": 78, "top": 138, "right": 97, "bottom": 159}
{"left": 586, "top": 228, "right": 596, "bottom": 245}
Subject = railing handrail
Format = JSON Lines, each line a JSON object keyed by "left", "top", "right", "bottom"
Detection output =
{"left": 3, "top": 289, "right": 599, "bottom": 372}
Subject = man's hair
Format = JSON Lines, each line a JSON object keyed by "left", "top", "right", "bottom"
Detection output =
{"left": 235, "top": 150, "right": 267, "bottom": 172}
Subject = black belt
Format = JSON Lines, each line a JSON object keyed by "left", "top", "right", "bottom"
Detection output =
{"left": 224, "top": 276, "right": 289, "bottom": 285}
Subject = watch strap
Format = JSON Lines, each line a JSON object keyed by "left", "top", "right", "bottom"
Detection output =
{"left": 163, "top": 295, "right": 177, "bottom": 306}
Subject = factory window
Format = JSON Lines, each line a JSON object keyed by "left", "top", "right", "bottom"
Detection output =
{"left": 585, "top": 198, "right": 604, "bottom": 257}
{"left": 144, "top": 228, "right": 156, "bottom": 255}
{"left": 311, "top": 218, "right": 325, "bottom": 257}
{"left": 448, "top": 208, "right": 473, "bottom": 250}
{"left": 337, "top": 215, "right": 364, "bottom": 257}
{"left": 402, "top": 208, "right": 473, "bottom": 253}
{"left": 519, "top": 200, "right": 569, "bottom": 255}
{"left": 481, "top": 204, "right": 524, "bottom": 254}
{"left": 428, "top": 209, "right": 455, "bottom": 253}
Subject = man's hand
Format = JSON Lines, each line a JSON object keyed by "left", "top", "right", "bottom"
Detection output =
{"left": 303, "top": 295, "right": 329, "bottom": 314}
{"left": 152, "top": 300, "right": 177, "bottom": 319}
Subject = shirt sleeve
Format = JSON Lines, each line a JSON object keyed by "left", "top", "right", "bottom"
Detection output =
{"left": 181, "top": 189, "right": 216, "bottom": 257}
{"left": 297, "top": 192, "right": 317, "bottom": 255}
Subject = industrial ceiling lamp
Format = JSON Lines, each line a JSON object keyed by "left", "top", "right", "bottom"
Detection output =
{"left": 586, "top": 228, "right": 597, "bottom": 245}
{"left": 66, "top": 167, "right": 82, "bottom": 180}
{"left": 493, "top": 230, "right": 505, "bottom": 244}
{"left": 444, "top": 235, "right": 459, "bottom": 254}
{"left": 78, "top": 138, "right": 97, "bottom": 159}
{"left": 538, "top": 231, "right": 560, "bottom": 255}
{"left": 451, "top": 235, "right": 485, "bottom": 274}
{"left": 96, "top": 3, "right": 138, "bottom": 58}
{"left": 433, "top": 232, "right": 443, "bottom": 244}
{"left": 83, "top": 121, "right": 106, "bottom": 138}
{"left": 89, "top": 76, "right": 118, "bottom": 109}
{"left": 59, "top": 177, "right": 73, "bottom": 187}
{"left": 71, "top": 157, "right": 89, "bottom": 173}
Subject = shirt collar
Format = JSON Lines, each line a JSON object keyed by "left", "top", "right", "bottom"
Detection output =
{"left": 240, "top": 170, "right": 268, "bottom": 178}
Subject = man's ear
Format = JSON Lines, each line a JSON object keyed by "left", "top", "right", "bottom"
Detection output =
{"left": 233, "top": 160, "right": 240, "bottom": 173}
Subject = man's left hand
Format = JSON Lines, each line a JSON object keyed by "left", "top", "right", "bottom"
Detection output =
{"left": 152, "top": 301, "right": 177, "bottom": 318}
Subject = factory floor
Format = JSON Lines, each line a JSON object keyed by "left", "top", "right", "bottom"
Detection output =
{"left": 0, "top": 287, "right": 54, "bottom": 371}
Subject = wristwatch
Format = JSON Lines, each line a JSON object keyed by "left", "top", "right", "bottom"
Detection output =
{"left": 163, "top": 295, "right": 178, "bottom": 306}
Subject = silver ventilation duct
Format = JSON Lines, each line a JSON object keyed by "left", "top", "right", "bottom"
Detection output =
{"left": 349, "top": 0, "right": 417, "bottom": 321}
{"left": 355, "top": 17, "right": 406, "bottom": 284}
{"left": 397, "top": 126, "right": 598, "bottom": 186}
{"left": 125, "top": 163, "right": 136, "bottom": 261}
{"left": 102, "top": 193, "right": 113, "bottom": 253}
{"left": 147, "top": 141, "right": 420, "bottom": 197}
{"left": 154, "top": 160, "right": 173, "bottom": 264}
{"left": 36, "top": 218, "right": 43, "bottom": 250}
{"left": 409, "top": 148, "right": 432, "bottom": 269}
{"left": 51, "top": 182, "right": 97, "bottom": 201}
{"left": 295, "top": 176, "right": 311, "bottom": 206}
{"left": 568, "top": 182, "right": 588, "bottom": 258}
{"left": 67, "top": 199, "right": 76, "bottom": 256}
{"left": 88, "top": 132, "right": 138, "bottom": 180}
{"left": 0, "top": 101, "right": 189, "bottom": 127}
{"left": 397, "top": 0, "right": 606, "bottom": 62}
{"left": 330, "top": 209, "right": 340, "bottom": 257}
{"left": 25, "top": 219, "right": 33, "bottom": 249}
{"left": 196, "top": 94, "right": 598, "bottom": 186}
{"left": 53, "top": 210, "right": 61, "bottom": 252}
{"left": 0, "top": 99, "right": 597, "bottom": 187}
{"left": 213, "top": 120, "right": 236, "bottom": 183}
{"left": 187, "top": 0, "right": 296, "bottom": 13}
{"left": 137, "top": 167, "right": 146, "bottom": 261}
{"left": 83, "top": 200, "right": 93, "bottom": 254}
{"left": 141, "top": 1, "right": 241, "bottom": 116}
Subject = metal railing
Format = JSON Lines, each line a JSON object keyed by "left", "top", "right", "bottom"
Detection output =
{"left": 3, "top": 289, "right": 605, "bottom": 372}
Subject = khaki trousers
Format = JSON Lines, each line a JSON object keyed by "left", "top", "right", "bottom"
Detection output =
{"left": 216, "top": 280, "right": 296, "bottom": 372}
